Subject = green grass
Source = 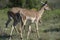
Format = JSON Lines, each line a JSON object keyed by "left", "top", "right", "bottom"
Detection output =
{"left": 0, "top": 8, "right": 60, "bottom": 40}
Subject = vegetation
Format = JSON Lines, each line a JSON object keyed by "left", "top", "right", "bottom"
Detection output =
{"left": 0, "top": 0, "right": 60, "bottom": 9}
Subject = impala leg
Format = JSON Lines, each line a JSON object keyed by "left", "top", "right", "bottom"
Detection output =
{"left": 24, "top": 20, "right": 27, "bottom": 26}
{"left": 18, "top": 26, "right": 23, "bottom": 40}
{"left": 16, "top": 21, "right": 23, "bottom": 40}
{"left": 22, "top": 19, "right": 27, "bottom": 33}
{"left": 9, "top": 19, "right": 19, "bottom": 40}
{"left": 23, "top": 20, "right": 27, "bottom": 29}
{"left": 10, "top": 25, "right": 14, "bottom": 36}
{"left": 9, "top": 25, "right": 14, "bottom": 40}
{"left": 36, "top": 21, "right": 40, "bottom": 38}
{"left": 10, "top": 23, "right": 16, "bottom": 36}
{"left": 6, "top": 19, "right": 11, "bottom": 28}
{"left": 27, "top": 25, "right": 31, "bottom": 40}
{"left": 18, "top": 25, "right": 23, "bottom": 40}
{"left": 5, "top": 16, "right": 12, "bottom": 28}
{"left": 14, "top": 26, "right": 19, "bottom": 34}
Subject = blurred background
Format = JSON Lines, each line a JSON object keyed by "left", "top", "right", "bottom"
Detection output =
{"left": 0, "top": 0, "right": 60, "bottom": 9}
{"left": 0, "top": 0, "right": 60, "bottom": 40}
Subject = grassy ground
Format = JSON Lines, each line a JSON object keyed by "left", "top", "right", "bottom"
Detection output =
{"left": 0, "top": 8, "right": 60, "bottom": 40}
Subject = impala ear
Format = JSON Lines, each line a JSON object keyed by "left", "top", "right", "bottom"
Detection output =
{"left": 41, "top": 1, "right": 45, "bottom": 4}
{"left": 45, "top": 1, "right": 47, "bottom": 4}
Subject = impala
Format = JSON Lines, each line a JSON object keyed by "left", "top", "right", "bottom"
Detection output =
{"left": 19, "top": 1, "right": 51, "bottom": 39}
{"left": 5, "top": 1, "right": 51, "bottom": 40}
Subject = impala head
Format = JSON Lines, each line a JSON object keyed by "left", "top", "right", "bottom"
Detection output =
{"left": 41, "top": 1, "right": 51, "bottom": 10}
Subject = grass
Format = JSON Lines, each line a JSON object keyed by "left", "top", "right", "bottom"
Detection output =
{"left": 0, "top": 8, "right": 60, "bottom": 40}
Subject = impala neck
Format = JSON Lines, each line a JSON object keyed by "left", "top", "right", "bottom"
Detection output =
{"left": 38, "top": 7, "right": 45, "bottom": 17}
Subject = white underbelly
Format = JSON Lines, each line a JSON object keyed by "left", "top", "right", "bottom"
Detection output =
{"left": 26, "top": 16, "right": 36, "bottom": 23}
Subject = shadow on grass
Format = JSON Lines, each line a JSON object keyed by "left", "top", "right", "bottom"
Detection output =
{"left": 43, "top": 28, "right": 60, "bottom": 32}
{"left": 0, "top": 34, "right": 10, "bottom": 38}
{"left": 0, "top": 33, "right": 11, "bottom": 40}
{"left": 0, "top": 33, "right": 20, "bottom": 40}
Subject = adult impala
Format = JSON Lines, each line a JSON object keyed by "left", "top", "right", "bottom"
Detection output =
{"left": 19, "top": 1, "right": 51, "bottom": 39}
{"left": 5, "top": 1, "right": 51, "bottom": 40}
